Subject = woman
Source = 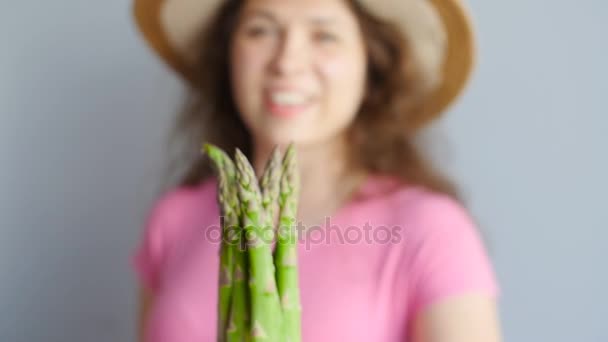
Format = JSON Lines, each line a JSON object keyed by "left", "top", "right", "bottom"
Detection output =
{"left": 131, "top": 0, "right": 502, "bottom": 341}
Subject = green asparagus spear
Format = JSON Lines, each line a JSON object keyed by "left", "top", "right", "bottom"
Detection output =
{"left": 235, "top": 148, "right": 283, "bottom": 342}
{"left": 226, "top": 248, "right": 249, "bottom": 342}
{"left": 258, "top": 146, "right": 285, "bottom": 340}
{"left": 203, "top": 144, "right": 249, "bottom": 342}
{"left": 260, "top": 147, "right": 282, "bottom": 237}
{"left": 274, "top": 143, "right": 302, "bottom": 342}
{"left": 228, "top": 202, "right": 250, "bottom": 342}
{"left": 203, "top": 144, "right": 237, "bottom": 342}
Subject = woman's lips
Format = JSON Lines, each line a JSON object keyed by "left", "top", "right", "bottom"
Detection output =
{"left": 266, "top": 101, "right": 312, "bottom": 118}
{"left": 264, "top": 92, "right": 313, "bottom": 118}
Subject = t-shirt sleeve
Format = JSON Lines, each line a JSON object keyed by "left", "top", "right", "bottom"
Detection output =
{"left": 131, "top": 191, "right": 180, "bottom": 293}
{"left": 406, "top": 192, "right": 501, "bottom": 317}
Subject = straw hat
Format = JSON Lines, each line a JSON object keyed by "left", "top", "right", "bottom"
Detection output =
{"left": 132, "top": 0, "right": 477, "bottom": 130}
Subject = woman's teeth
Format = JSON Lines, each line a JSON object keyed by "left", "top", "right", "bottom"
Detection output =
{"left": 270, "top": 92, "right": 308, "bottom": 106}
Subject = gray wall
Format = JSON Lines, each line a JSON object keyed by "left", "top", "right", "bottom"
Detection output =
{"left": 1, "top": 0, "right": 606, "bottom": 341}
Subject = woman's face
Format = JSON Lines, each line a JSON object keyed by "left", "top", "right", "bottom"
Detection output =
{"left": 230, "top": 0, "right": 367, "bottom": 147}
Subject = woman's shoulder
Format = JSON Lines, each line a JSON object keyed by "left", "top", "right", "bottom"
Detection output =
{"left": 367, "top": 175, "right": 500, "bottom": 307}
{"left": 132, "top": 176, "right": 220, "bottom": 291}
{"left": 360, "top": 173, "right": 477, "bottom": 238}
{"left": 156, "top": 177, "right": 216, "bottom": 208}
{"left": 143, "top": 176, "right": 219, "bottom": 234}
{"left": 362, "top": 173, "right": 468, "bottom": 212}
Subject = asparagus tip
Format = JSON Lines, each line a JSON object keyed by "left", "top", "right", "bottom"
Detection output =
{"left": 201, "top": 143, "right": 221, "bottom": 160}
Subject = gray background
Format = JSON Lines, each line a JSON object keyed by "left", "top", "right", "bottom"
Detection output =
{"left": 1, "top": 0, "right": 606, "bottom": 341}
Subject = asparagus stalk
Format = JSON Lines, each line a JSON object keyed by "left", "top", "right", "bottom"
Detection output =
{"left": 203, "top": 144, "right": 237, "bottom": 341}
{"left": 227, "top": 245, "right": 250, "bottom": 342}
{"left": 260, "top": 147, "right": 282, "bottom": 237}
{"left": 273, "top": 143, "right": 302, "bottom": 342}
{"left": 203, "top": 144, "right": 248, "bottom": 342}
{"left": 258, "top": 147, "right": 284, "bottom": 340}
{"left": 235, "top": 148, "right": 283, "bottom": 342}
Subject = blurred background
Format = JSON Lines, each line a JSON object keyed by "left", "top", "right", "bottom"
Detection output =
{"left": 1, "top": 0, "right": 606, "bottom": 341}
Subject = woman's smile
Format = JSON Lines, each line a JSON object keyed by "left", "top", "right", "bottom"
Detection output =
{"left": 264, "top": 89, "right": 315, "bottom": 118}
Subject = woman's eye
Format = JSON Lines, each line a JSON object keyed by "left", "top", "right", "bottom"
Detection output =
{"left": 245, "top": 26, "right": 271, "bottom": 38}
{"left": 314, "top": 31, "right": 338, "bottom": 43}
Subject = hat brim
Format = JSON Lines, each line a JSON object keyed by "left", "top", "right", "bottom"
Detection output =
{"left": 133, "top": 0, "right": 476, "bottom": 130}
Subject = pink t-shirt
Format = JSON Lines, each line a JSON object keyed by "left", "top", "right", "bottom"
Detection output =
{"left": 132, "top": 173, "right": 500, "bottom": 342}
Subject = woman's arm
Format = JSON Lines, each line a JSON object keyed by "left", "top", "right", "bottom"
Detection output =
{"left": 410, "top": 293, "right": 502, "bottom": 342}
{"left": 137, "top": 287, "right": 154, "bottom": 342}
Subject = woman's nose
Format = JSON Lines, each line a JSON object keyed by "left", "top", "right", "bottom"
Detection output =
{"left": 269, "top": 30, "right": 309, "bottom": 76}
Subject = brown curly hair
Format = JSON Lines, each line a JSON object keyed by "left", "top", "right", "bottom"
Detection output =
{"left": 160, "top": 0, "right": 462, "bottom": 202}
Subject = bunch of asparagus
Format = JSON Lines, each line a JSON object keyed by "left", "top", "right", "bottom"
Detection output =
{"left": 202, "top": 143, "right": 302, "bottom": 342}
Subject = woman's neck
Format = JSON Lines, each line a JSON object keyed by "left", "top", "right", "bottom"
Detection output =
{"left": 252, "top": 134, "right": 368, "bottom": 229}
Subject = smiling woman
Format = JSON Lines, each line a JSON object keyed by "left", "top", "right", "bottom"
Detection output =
{"left": 131, "top": 0, "right": 502, "bottom": 341}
